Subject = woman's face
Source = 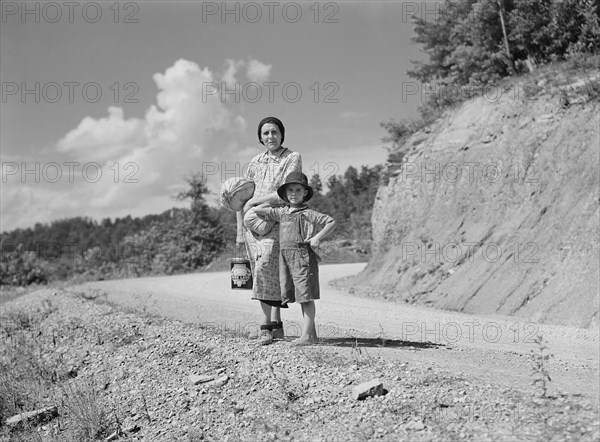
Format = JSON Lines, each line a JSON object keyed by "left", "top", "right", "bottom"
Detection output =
{"left": 260, "top": 123, "right": 282, "bottom": 153}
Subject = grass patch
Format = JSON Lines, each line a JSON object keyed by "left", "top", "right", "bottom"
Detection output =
{"left": 59, "top": 380, "right": 115, "bottom": 440}
{"left": 0, "top": 296, "right": 123, "bottom": 441}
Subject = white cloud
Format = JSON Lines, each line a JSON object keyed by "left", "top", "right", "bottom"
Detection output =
{"left": 222, "top": 59, "right": 244, "bottom": 86}
{"left": 2, "top": 58, "right": 271, "bottom": 231}
{"left": 246, "top": 59, "right": 271, "bottom": 82}
{"left": 56, "top": 107, "right": 146, "bottom": 162}
{"left": 222, "top": 58, "right": 271, "bottom": 86}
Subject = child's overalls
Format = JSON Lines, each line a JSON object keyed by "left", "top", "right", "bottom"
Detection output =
{"left": 278, "top": 207, "right": 320, "bottom": 304}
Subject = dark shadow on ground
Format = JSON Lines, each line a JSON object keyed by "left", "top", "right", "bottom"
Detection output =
{"left": 314, "top": 337, "right": 443, "bottom": 350}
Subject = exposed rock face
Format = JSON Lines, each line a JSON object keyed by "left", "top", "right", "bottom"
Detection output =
{"left": 363, "top": 79, "right": 599, "bottom": 328}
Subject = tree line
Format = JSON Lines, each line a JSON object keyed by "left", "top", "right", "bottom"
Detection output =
{"left": 382, "top": 0, "right": 600, "bottom": 161}
{"left": 0, "top": 165, "right": 382, "bottom": 287}
{"left": 410, "top": 0, "right": 599, "bottom": 90}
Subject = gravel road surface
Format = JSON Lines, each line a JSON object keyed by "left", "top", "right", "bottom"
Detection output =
{"left": 72, "top": 263, "right": 599, "bottom": 401}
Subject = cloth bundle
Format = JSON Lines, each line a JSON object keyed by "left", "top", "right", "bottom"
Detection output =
{"left": 220, "top": 177, "right": 275, "bottom": 236}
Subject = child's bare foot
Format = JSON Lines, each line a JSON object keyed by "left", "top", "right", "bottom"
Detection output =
{"left": 292, "top": 336, "right": 318, "bottom": 346}
{"left": 308, "top": 324, "right": 318, "bottom": 341}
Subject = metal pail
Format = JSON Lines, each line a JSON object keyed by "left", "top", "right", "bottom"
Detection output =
{"left": 230, "top": 258, "right": 253, "bottom": 290}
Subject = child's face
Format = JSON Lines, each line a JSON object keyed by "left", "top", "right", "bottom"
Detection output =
{"left": 286, "top": 183, "right": 308, "bottom": 206}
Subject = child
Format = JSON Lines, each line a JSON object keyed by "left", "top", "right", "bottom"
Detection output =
{"left": 220, "top": 177, "right": 275, "bottom": 236}
{"left": 254, "top": 171, "right": 336, "bottom": 345}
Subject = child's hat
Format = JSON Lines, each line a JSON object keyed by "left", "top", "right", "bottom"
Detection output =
{"left": 220, "top": 177, "right": 254, "bottom": 211}
{"left": 277, "top": 172, "right": 313, "bottom": 202}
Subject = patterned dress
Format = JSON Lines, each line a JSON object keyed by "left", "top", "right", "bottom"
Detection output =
{"left": 243, "top": 147, "right": 302, "bottom": 302}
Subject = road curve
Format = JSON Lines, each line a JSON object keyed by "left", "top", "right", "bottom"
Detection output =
{"left": 71, "top": 263, "right": 599, "bottom": 400}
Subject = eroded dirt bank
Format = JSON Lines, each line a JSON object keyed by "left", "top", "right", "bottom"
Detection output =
{"left": 357, "top": 71, "right": 599, "bottom": 329}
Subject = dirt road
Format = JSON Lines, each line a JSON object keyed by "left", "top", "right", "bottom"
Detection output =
{"left": 72, "top": 263, "right": 599, "bottom": 401}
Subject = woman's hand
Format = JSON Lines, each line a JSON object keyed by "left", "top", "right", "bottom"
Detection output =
{"left": 245, "top": 192, "right": 280, "bottom": 210}
{"left": 243, "top": 198, "right": 258, "bottom": 212}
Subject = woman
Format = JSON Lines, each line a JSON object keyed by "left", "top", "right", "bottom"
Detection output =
{"left": 237, "top": 116, "right": 302, "bottom": 345}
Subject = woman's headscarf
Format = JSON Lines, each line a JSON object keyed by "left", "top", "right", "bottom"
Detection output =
{"left": 257, "top": 116, "right": 285, "bottom": 145}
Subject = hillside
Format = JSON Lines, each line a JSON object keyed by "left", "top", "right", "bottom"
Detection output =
{"left": 347, "top": 65, "right": 599, "bottom": 329}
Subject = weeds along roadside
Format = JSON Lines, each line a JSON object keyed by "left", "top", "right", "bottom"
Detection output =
{"left": 0, "top": 289, "right": 153, "bottom": 440}
{"left": 1, "top": 293, "right": 111, "bottom": 440}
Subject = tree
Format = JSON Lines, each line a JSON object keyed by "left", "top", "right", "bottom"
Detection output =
{"left": 309, "top": 174, "right": 323, "bottom": 193}
{"left": 308, "top": 165, "right": 382, "bottom": 240}
{"left": 551, "top": 0, "right": 600, "bottom": 55}
{"left": 409, "top": 0, "right": 599, "bottom": 98}
{"left": 170, "top": 173, "right": 225, "bottom": 269}
{"left": 175, "top": 173, "right": 212, "bottom": 221}
{"left": 572, "top": 0, "right": 600, "bottom": 54}
{"left": 408, "top": 0, "right": 480, "bottom": 84}
{"left": 508, "top": 0, "right": 554, "bottom": 63}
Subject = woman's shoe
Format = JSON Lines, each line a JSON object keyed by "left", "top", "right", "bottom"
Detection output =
{"left": 258, "top": 324, "right": 273, "bottom": 346}
{"left": 271, "top": 321, "right": 284, "bottom": 340}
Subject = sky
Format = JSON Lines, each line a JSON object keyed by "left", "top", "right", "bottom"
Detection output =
{"left": 1, "top": 1, "right": 437, "bottom": 232}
